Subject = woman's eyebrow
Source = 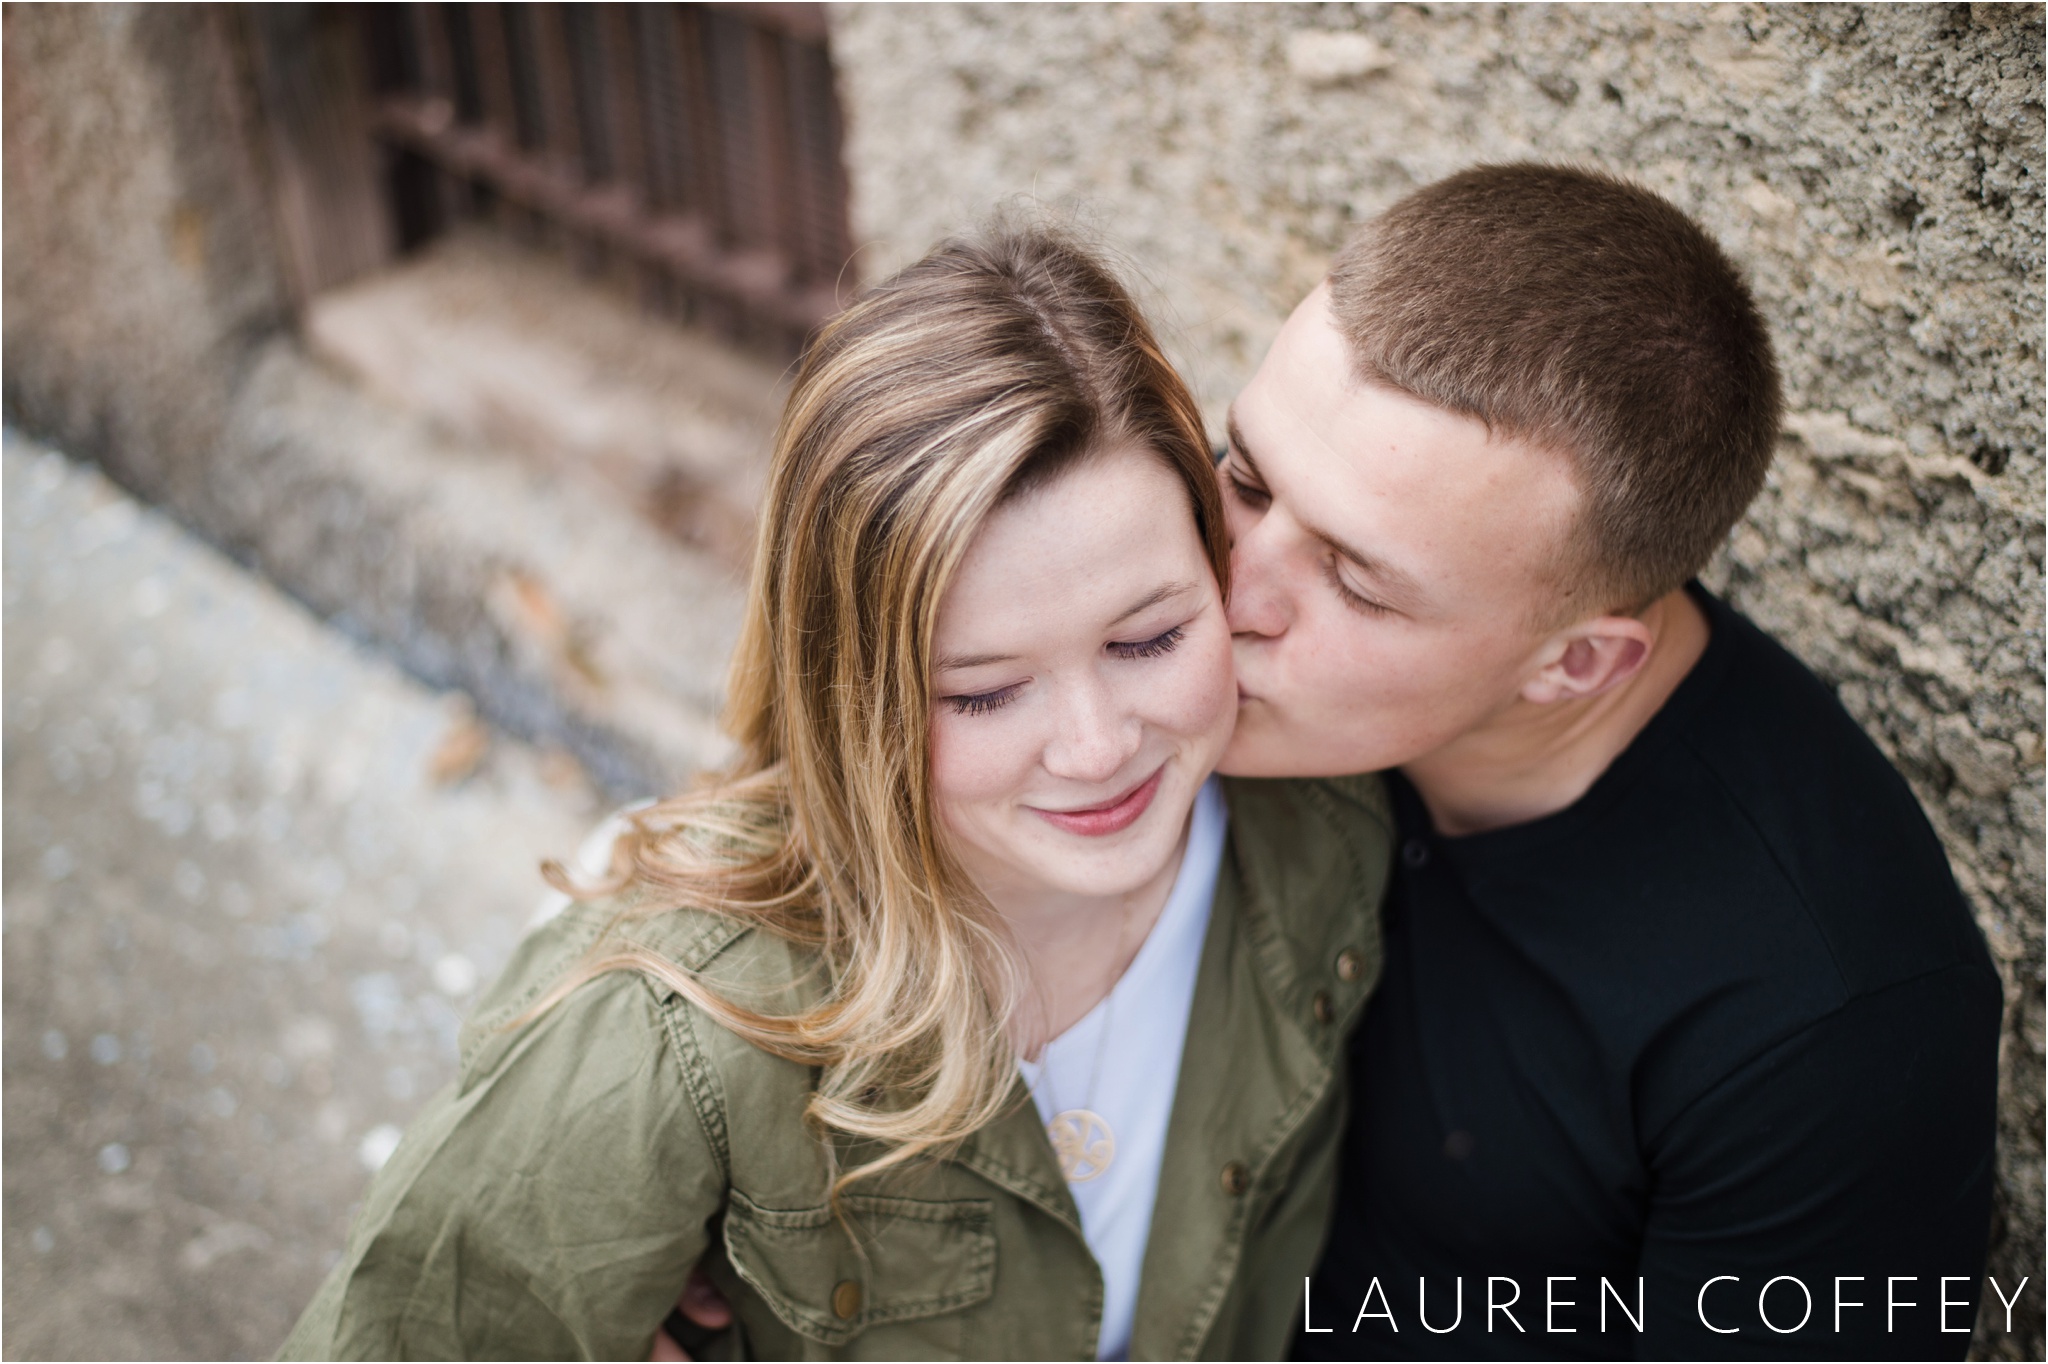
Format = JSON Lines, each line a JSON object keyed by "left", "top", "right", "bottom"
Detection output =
{"left": 1107, "top": 580, "right": 1196, "bottom": 628}
{"left": 935, "top": 649, "right": 1018, "bottom": 672}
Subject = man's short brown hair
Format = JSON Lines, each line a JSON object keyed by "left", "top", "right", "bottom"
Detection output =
{"left": 1329, "top": 163, "right": 1782, "bottom": 613}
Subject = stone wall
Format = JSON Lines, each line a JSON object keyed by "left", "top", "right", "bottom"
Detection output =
{"left": 2, "top": 4, "right": 290, "bottom": 500}
{"left": 832, "top": 4, "right": 2044, "bottom": 1354}
{"left": 2, "top": 5, "right": 743, "bottom": 798}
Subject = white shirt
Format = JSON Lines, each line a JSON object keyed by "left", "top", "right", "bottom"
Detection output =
{"left": 527, "top": 798, "right": 655, "bottom": 929}
{"left": 1016, "top": 777, "right": 1227, "bottom": 1361}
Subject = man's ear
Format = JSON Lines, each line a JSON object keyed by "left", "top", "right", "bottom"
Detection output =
{"left": 1519, "top": 615, "right": 1654, "bottom": 705}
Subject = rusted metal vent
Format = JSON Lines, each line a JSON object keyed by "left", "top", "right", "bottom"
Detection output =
{"left": 247, "top": 3, "right": 855, "bottom": 352}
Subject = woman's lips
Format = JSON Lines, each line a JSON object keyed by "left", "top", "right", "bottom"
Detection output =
{"left": 1031, "top": 766, "right": 1166, "bottom": 837}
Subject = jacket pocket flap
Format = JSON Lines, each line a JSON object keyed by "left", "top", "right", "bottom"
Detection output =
{"left": 724, "top": 1189, "right": 997, "bottom": 1345}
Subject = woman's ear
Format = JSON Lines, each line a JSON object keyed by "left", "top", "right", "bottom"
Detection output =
{"left": 1519, "top": 616, "right": 1654, "bottom": 706}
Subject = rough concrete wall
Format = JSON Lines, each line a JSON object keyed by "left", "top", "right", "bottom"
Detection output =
{"left": 3, "top": 3, "right": 290, "bottom": 496}
{"left": 832, "top": 4, "right": 2044, "bottom": 1354}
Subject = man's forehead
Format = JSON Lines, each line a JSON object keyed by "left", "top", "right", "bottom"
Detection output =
{"left": 1236, "top": 300, "right": 1583, "bottom": 596}
{"left": 1269, "top": 281, "right": 1354, "bottom": 390}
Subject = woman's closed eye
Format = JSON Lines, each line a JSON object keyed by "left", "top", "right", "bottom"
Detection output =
{"left": 1108, "top": 624, "right": 1185, "bottom": 660}
{"left": 942, "top": 625, "right": 1186, "bottom": 715}
{"left": 945, "top": 682, "right": 1022, "bottom": 716}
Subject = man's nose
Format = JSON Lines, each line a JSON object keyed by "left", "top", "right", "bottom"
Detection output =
{"left": 1042, "top": 677, "right": 1141, "bottom": 784}
{"left": 1225, "top": 516, "right": 1294, "bottom": 640}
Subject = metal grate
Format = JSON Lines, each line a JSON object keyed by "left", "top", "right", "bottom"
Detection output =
{"left": 273, "top": 2, "right": 858, "bottom": 350}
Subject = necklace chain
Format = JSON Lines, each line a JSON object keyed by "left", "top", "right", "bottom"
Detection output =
{"left": 1026, "top": 792, "right": 1203, "bottom": 1186}
{"left": 1039, "top": 989, "right": 1116, "bottom": 1182}
{"left": 1033, "top": 901, "right": 1139, "bottom": 1185}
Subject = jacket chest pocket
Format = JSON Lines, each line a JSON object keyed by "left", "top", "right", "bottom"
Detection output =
{"left": 724, "top": 1189, "right": 998, "bottom": 1356}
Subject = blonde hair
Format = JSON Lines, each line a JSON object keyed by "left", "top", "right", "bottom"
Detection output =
{"left": 540, "top": 225, "right": 1227, "bottom": 1193}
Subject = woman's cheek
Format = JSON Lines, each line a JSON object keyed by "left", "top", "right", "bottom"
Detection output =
{"left": 928, "top": 711, "right": 1019, "bottom": 813}
{"left": 927, "top": 714, "right": 971, "bottom": 816}
{"left": 1153, "top": 620, "right": 1239, "bottom": 740}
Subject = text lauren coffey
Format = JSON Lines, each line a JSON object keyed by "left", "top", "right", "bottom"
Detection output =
{"left": 1303, "top": 1275, "right": 2033, "bottom": 1336}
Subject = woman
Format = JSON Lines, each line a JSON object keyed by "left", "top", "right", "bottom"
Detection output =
{"left": 282, "top": 227, "right": 1390, "bottom": 1360}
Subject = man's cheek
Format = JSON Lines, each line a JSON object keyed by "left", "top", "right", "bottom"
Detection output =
{"left": 1317, "top": 612, "right": 1422, "bottom": 711}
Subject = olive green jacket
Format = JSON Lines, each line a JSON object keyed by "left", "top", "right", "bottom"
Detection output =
{"left": 281, "top": 775, "right": 1390, "bottom": 1361}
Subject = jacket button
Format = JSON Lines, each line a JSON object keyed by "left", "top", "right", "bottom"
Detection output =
{"left": 1335, "top": 948, "right": 1366, "bottom": 982}
{"left": 1312, "top": 991, "right": 1334, "bottom": 1025}
{"left": 1220, "top": 1160, "right": 1250, "bottom": 1196}
{"left": 832, "top": 1279, "right": 863, "bottom": 1319}
{"left": 1402, "top": 837, "right": 1429, "bottom": 869}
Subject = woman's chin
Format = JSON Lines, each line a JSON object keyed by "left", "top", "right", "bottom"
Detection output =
{"left": 1029, "top": 801, "right": 1198, "bottom": 900}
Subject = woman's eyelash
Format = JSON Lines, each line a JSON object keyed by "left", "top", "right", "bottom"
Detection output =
{"left": 947, "top": 685, "right": 1020, "bottom": 716}
{"left": 945, "top": 625, "right": 1185, "bottom": 714}
{"left": 1323, "top": 560, "right": 1392, "bottom": 616}
{"left": 1110, "top": 625, "right": 1185, "bottom": 660}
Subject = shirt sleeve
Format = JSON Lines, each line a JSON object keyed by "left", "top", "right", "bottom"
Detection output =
{"left": 280, "top": 969, "right": 727, "bottom": 1360}
{"left": 1633, "top": 962, "right": 2002, "bottom": 1360}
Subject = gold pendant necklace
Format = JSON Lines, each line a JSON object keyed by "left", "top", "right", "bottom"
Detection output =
{"left": 1033, "top": 897, "right": 1143, "bottom": 1184}
{"left": 1047, "top": 1107, "right": 1116, "bottom": 1182}
{"left": 1038, "top": 985, "right": 1118, "bottom": 1182}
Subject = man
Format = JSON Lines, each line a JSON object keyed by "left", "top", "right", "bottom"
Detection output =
{"left": 659, "top": 163, "right": 2000, "bottom": 1359}
{"left": 1222, "top": 164, "right": 2000, "bottom": 1359}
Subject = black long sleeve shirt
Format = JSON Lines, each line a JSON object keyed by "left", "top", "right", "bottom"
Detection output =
{"left": 1297, "top": 585, "right": 2002, "bottom": 1360}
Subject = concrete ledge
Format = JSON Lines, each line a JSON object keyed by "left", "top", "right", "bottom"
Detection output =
{"left": 191, "top": 338, "right": 746, "bottom": 797}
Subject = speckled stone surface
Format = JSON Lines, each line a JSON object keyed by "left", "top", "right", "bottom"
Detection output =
{"left": 830, "top": 7, "right": 2043, "bottom": 1351}
{"left": 2, "top": 434, "right": 598, "bottom": 1360}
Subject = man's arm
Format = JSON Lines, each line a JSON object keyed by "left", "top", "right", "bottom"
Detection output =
{"left": 1634, "top": 963, "right": 2001, "bottom": 1360}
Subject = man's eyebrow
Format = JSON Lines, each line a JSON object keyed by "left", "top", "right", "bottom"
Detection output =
{"left": 1224, "top": 408, "right": 1424, "bottom": 607}
{"left": 1323, "top": 533, "right": 1425, "bottom": 606}
{"left": 1223, "top": 411, "right": 1265, "bottom": 482}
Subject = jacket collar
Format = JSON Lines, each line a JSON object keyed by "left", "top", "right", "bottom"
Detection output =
{"left": 1131, "top": 773, "right": 1389, "bottom": 1359}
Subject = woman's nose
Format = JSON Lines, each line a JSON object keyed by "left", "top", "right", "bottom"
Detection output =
{"left": 1041, "top": 678, "right": 1141, "bottom": 784}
